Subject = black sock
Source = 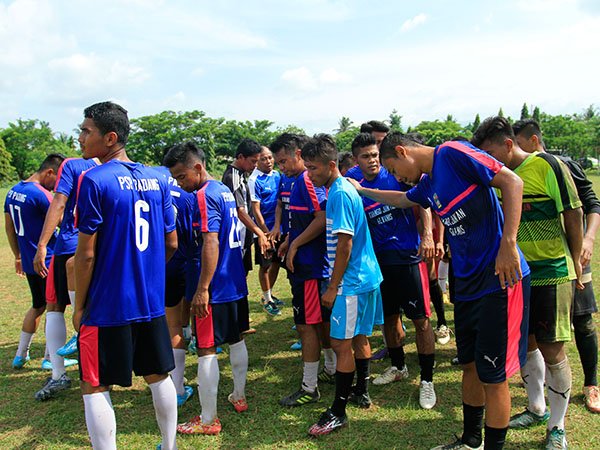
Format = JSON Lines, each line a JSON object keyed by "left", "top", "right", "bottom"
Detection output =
{"left": 331, "top": 371, "right": 354, "bottom": 417}
{"left": 462, "top": 403, "right": 484, "bottom": 448}
{"left": 429, "top": 278, "right": 447, "bottom": 326}
{"left": 389, "top": 346, "right": 405, "bottom": 369}
{"left": 354, "top": 358, "right": 370, "bottom": 395}
{"left": 418, "top": 353, "right": 435, "bottom": 382}
{"left": 573, "top": 313, "right": 598, "bottom": 386}
{"left": 484, "top": 425, "right": 507, "bottom": 450}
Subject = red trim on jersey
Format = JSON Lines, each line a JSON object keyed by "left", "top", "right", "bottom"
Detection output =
{"left": 505, "top": 280, "right": 524, "bottom": 379}
{"left": 195, "top": 304, "right": 216, "bottom": 349}
{"left": 79, "top": 325, "right": 100, "bottom": 386}
{"left": 364, "top": 201, "right": 382, "bottom": 212}
{"left": 73, "top": 171, "right": 88, "bottom": 228}
{"left": 54, "top": 158, "right": 77, "bottom": 191}
{"left": 437, "top": 184, "right": 478, "bottom": 216}
{"left": 280, "top": 191, "right": 291, "bottom": 196}
{"left": 418, "top": 261, "right": 432, "bottom": 318}
{"left": 303, "top": 172, "right": 321, "bottom": 211}
{"left": 304, "top": 279, "right": 323, "bottom": 325}
{"left": 32, "top": 182, "right": 53, "bottom": 204}
{"left": 442, "top": 141, "right": 503, "bottom": 173}
{"left": 197, "top": 185, "right": 209, "bottom": 233}
{"left": 290, "top": 205, "right": 309, "bottom": 211}
{"left": 45, "top": 255, "right": 57, "bottom": 304}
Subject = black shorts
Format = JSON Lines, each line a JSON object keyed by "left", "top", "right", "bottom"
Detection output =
{"left": 46, "top": 253, "right": 74, "bottom": 306}
{"left": 573, "top": 264, "right": 597, "bottom": 316}
{"left": 530, "top": 282, "right": 573, "bottom": 343}
{"left": 165, "top": 265, "right": 185, "bottom": 308}
{"left": 78, "top": 315, "right": 174, "bottom": 387}
{"left": 254, "top": 237, "right": 281, "bottom": 269}
{"left": 195, "top": 297, "right": 250, "bottom": 349}
{"left": 454, "top": 276, "right": 530, "bottom": 384}
{"left": 242, "top": 246, "right": 253, "bottom": 275}
{"left": 380, "top": 262, "right": 431, "bottom": 320}
{"left": 291, "top": 279, "right": 331, "bottom": 325}
{"left": 26, "top": 273, "right": 47, "bottom": 309}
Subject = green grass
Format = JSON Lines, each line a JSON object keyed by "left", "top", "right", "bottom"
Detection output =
{"left": 1, "top": 179, "right": 599, "bottom": 450}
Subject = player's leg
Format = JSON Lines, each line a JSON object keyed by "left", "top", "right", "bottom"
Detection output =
{"left": 226, "top": 297, "right": 250, "bottom": 411}
{"left": 429, "top": 258, "right": 451, "bottom": 345}
{"left": 268, "top": 258, "right": 282, "bottom": 304}
{"left": 256, "top": 239, "right": 280, "bottom": 315}
{"left": 57, "top": 255, "right": 78, "bottom": 357}
{"left": 14, "top": 274, "right": 47, "bottom": 368}
{"left": 349, "top": 334, "right": 372, "bottom": 408}
{"left": 318, "top": 320, "right": 336, "bottom": 384}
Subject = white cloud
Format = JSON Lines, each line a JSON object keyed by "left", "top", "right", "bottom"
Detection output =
{"left": 319, "top": 68, "right": 351, "bottom": 84}
{"left": 281, "top": 67, "right": 318, "bottom": 91}
{"left": 400, "top": 13, "right": 428, "bottom": 32}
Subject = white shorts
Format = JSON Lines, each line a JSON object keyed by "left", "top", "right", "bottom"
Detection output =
{"left": 330, "top": 287, "right": 384, "bottom": 340}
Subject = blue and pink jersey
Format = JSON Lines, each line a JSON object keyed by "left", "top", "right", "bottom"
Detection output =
{"left": 278, "top": 173, "right": 296, "bottom": 236}
{"left": 406, "top": 141, "right": 530, "bottom": 301}
{"left": 4, "top": 181, "right": 56, "bottom": 274}
{"left": 345, "top": 165, "right": 420, "bottom": 266}
{"left": 248, "top": 168, "right": 281, "bottom": 231}
{"left": 76, "top": 160, "right": 176, "bottom": 326}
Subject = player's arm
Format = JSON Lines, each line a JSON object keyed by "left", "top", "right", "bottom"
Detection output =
{"left": 489, "top": 166, "right": 524, "bottom": 288}
{"left": 433, "top": 214, "right": 445, "bottom": 259}
{"left": 193, "top": 232, "right": 219, "bottom": 318}
{"left": 418, "top": 207, "right": 434, "bottom": 260}
{"left": 33, "top": 193, "right": 67, "bottom": 277}
{"left": 251, "top": 201, "right": 269, "bottom": 233}
{"left": 269, "top": 199, "right": 282, "bottom": 241}
{"left": 237, "top": 206, "right": 269, "bottom": 255}
{"left": 346, "top": 177, "right": 417, "bottom": 209}
{"left": 4, "top": 213, "right": 23, "bottom": 276}
{"left": 563, "top": 207, "right": 584, "bottom": 289}
{"left": 322, "top": 233, "right": 352, "bottom": 308}
{"left": 286, "top": 210, "right": 326, "bottom": 272}
{"left": 582, "top": 212, "right": 600, "bottom": 267}
{"left": 165, "top": 230, "right": 178, "bottom": 262}
{"left": 73, "top": 232, "right": 97, "bottom": 332}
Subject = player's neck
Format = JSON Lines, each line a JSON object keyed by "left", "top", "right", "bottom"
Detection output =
{"left": 508, "top": 147, "right": 530, "bottom": 170}
{"left": 26, "top": 172, "right": 42, "bottom": 184}
{"left": 420, "top": 145, "right": 435, "bottom": 176}
{"left": 101, "top": 146, "right": 130, "bottom": 164}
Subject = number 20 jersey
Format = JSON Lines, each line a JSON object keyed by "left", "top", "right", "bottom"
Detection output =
{"left": 76, "top": 160, "right": 176, "bottom": 326}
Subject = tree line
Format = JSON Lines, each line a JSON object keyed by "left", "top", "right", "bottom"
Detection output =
{"left": 1, "top": 103, "right": 598, "bottom": 185}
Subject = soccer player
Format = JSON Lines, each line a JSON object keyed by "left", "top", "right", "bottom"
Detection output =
{"left": 248, "top": 146, "right": 283, "bottom": 315}
{"left": 345, "top": 133, "right": 437, "bottom": 409}
{"left": 473, "top": 116, "right": 583, "bottom": 450}
{"left": 271, "top": 133, "right": 336, "bottom": 406}
{"left": 337, "top": 152, "right": 354, "bottom": 176}
{"left": 164, "top": 141, "right": 250, "bottom": 436}
{"left": 360, "top": 120, "right": 390, "bottom": 148}
{"left": 74, "top": 102, "right": 178, "bottom": 450}
{"left": 5, "top": 154, "right": 64, "bottom": 370}
{"left": 513, "top": 118, "right": 600, "bottom": 414}
{"left": 302, "top": 134, "right": 383, "bottom": 435}
{"left": 348, "top": 132, "right": 530, "bottom": 450}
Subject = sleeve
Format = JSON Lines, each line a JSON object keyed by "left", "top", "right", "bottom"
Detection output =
{"left": 197, "top": 187, "right": 222, "bottom": 233}
{"left": 3, "top": 190, "right": 11, "bottom": 213}
{"left": 76, "top": 174, "right": 103, "bottom": 235}
{"left": 248, "top": 174, "right": 259, "bottom": 203}
{"left": 543, "top": 156, "right": 582, "bottom": 213}
{"left": 405, "top": 179, "right": 431, "bottom": 208}
{"left": 442, "top": 143, "right": 503, "bottom": 186}
{"left": 161, "top": 179, "right": 176, "bottom": 234}
{"left": 563, "top": 159, "right": 600, "bottom": 215}
{"left": 54, "top": 160, "right": 74, "bottom": 196}
{"left": 331, "top": 190, "right": 355, "bottom": 236}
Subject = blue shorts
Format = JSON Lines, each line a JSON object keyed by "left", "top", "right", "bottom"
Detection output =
{"left": 330, "top": 288, "right": 384, "bottom": 340}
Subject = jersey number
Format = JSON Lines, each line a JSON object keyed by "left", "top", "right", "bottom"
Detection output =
{"left": 228, "top": 207, "right": 242, "bottom": 249}
{"left": 9, "top": 204, "right": 25, "bottom": 236}
{"left": 135, "top": 200, "right": 150, "bottom": 252}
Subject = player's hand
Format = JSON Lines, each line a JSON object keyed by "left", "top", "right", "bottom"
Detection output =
{"left": 33, "top": 245, "right": 49, "bottom": 278}
{"left": 418, "top": 232, "right": 435, "bottom": 261}
{"left": 192, "top": 289, "right": 210, "bottom": 318}
{"left": 269, "top": 227, "right": 281, "bottom": 243}
{"left": 286, "top": 242, "right": 298, "bottom": 273}
{"left": 346, "top": 177, "right": 362, "bottom": 194}
{"left": 574, "top": 259, "right": 585, "bottom": 290}
{"left": 321, "top": 285, "right": 337, "bottom": 309}
{"left": 495, "top": 238, "right": 522, "bottom": 289}
{"left": 257, "top": 232, "right": 270, "bottom": 256}
{"left": 14, "top": 258, "right": 24, "bottom": 277}
{"left": 278, "top": 236, "right": 289, "bottom": 260}
{"left": 72, "top": 309, "right": 83, "bottom": 332}
{"left": 580, "top": 236, "right": 594, "bottom": 267}
{"left": 434, "top": 241, "right": 445, "bottom": 260}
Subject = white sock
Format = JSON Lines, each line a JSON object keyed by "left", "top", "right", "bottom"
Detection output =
{"left": 521, "top": 348, "right": 547, "bottom": 415}
{"left": 323, "top": 348, "right": 336, "bottom": 375}
{"left": 149, "top": 377, "right": 178, "bottom": 450}
{"left": 170, "top": 348, "right": 186, "bottom": 396}
{"left": 438, "top": 260, "right": 449, "bottom": 293}
{"left": 46, "top": 311, "right": 67, "bottom": 379}
{"left": 44, "top": 344, "right": 50, "bottom": 361}
{"left": 182, "top": 325, "right": 192, "bottom": 342}
{"left": 68, "top": 290, "right": 76, "bottom": 308}
{"left": 302, "top": 361, "right": 319, "bottom": 393}
{"left": 83, "top": 391, "right": 117, "bottom": 450}
{"left": 16, "top": 331, "right": 34, "bottom": 358}
{"left": 197, "top": 354, "right": 219, "bottom": 424}
{"left": 229, "top": 340, "right": 248, "bottom": 400}
{"left": 263, "top": 290, "right": 272, "bottom": 303}
{"left": 546, "top": 357, "right": 572, "bottom": 431}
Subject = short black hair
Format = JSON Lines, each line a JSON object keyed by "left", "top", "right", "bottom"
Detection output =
{"left": 235, "top": 138, "right": 262, "bottom": 158}
{"left": 270, "top": 133, "right": 306, "bottom": 156}
{"left": 379, "top": 131, "right": 421, "bottom": 160}
{"left": 83, "top": 101, "right": 130, "bottom": 145}
{"left": 163, "top": 141, "right": 206, "bottom": 168}
{"left": 351, "top": 132, "right": 377, "bottom": 156}
{"left": 38, "top": 153, "right": 66, "bottom": 172}
{"left": 338, "top": 152, "right": 354, "bottom": 171}
{"left": 301, "top": 134, "right": 338, "bottom": 164}
{"left": 405, "top": 132, "right": 425, "bottom": 145}
{"left": 513, "top": 118, "right": 544, "bottom": 142}
{"left": 471, "top": 116, "right": 514, "bottom": 148}
{"left": 360, "top": 120, "right": 390, "bottom": 134}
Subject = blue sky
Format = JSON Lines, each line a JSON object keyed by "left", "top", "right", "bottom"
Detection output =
{"left": 1, "top": 0, "right": 599, "bottom": 137}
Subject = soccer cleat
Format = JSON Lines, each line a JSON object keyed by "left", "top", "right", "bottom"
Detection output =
{"left": 291, "top": 324, "right": 297, "bottom": 330}
{"left": 41, "top": 358, "right": 78, "bottom": 370}
{"left": 241, "top": 327, "right": 257, "bottom": 337}
{"left": 583, "top": 385, "right": 600, "bottom": 413}
{"left": 317, "top": 368, "right": 335, "bottom": 384}
{"left": 177, "top": 415, "right": 221, "bottom": 435}
{"left": 12, "top": 355, "right": 30, "bottom": 369}
{"left": 430, "top": 435, "right": 483, "bottom": 449}
{"left": 272, "top": 295, "right": 284, "bottom": 306}
{"left": 545, "top": 427, "right": 568, "bottom": 450}
{"left": 348, "top": 388, "right": 372, "bottom": 409}
{"left": 34, "top": 373, "right": 72, "bottom": 401}
{"left": 56, "top": 333, "right": 78, "bottom": 357}
{"left": 228, "top": 393, "right": 248, "bottom": 412}
{"left": 419, "top": 381, "right": 436, "bottom": 409}
{"left": 508, "top": 408, "right": 550, "bottom": 429}
{"left": 434, "top": 325, "right": 451, "bottom": 345}
{"left": 451, "top": 356, "right": 460, "bottom": 366}
{"left": 370, "top": 347, "right": 388, "bottom": 361}
{"left": 290, "top": 340, "right": 302, "bottom": 350}
{"left": 263, "top": 301, "right": 281, "bottom": 316}
{"left": 279, "top": 386, "right": 320, "bottom": 407}
{"left": 372, "top": 365, "right": 409, "bottom": 385}
{"left": 177, "top": 385, "right": 194, "bottom": 406}
{"left": 308, "top": 408, "right": 348, "bottom": 436}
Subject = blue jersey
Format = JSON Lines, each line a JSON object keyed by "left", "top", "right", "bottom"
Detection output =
{"left": 326, "top": 177, "right": 383, "bottom": 295}
{"left": 76, "top": 160, "right": 176, "bottom": 326}
{"left": 4, "top": 181, "right": 56, "bottom": 274}
{"left": 278, "top": 174, "right": 296, "bottom": 236}
{"left": 345, "top": 165, "right": 420, "bottom": 265}
{"left": 288, "top": 171, "right": 329, "bottom": 282}
{"left": 195, "top": 180, "right": 248, "bottom": 303}
{"left": 248, "top": 168, "right": 281, "bottom": 230}
{"left": 53, "top": 158, "right": 99, "bottom": 255}
{"left": 406, "top": 141, "right": 530, "bottom": 301}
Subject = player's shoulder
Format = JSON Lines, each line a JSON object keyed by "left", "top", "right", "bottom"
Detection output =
{"left": 345, "top": 165, "right": 362, "bottom": 180}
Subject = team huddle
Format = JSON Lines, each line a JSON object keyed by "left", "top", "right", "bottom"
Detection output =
{"left": 4, "top": 102, "right": 599, "bottom": 450}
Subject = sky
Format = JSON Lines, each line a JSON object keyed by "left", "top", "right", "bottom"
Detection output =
{"left": 1, "top": 0, "right": 599, "bottom": 137}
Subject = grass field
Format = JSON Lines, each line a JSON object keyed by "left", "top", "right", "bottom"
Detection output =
{"left": 0, "top": 177, "right": 599, "bottom": 450}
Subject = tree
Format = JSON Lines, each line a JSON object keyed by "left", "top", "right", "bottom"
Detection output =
{"left": 388, "top": 109, "right": 403, "bottom": 132}
{"left": 0, "top": 137, "right": 18, "bottom": 185}
{"left": 335, "top": 117, "right": 353, "bottom": 134}
{"left": 412, "top": 117, "right": 472, "bottom": 146}
{"left": 498, "top": 108, "right": 504, "bottom": 118}
{"left": 520, "top": 103, "right": 530, "bottom": 120}
{"left": 533, "top": 106, "right": 541, "bottom": 123}
{"left": 472, "top": 113, "right": 481, "bottom": 132}
{"left": 334, "top": 126, "right": 360, "bottom": 153}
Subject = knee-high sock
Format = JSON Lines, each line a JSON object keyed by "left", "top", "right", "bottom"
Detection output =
{"left": 546, "top": 357, "right": 572, "bottom": 431}
{"left": 197, "top": 354, "right": 219, "bottom": 424}
{"left": 16, "top": 331, "right": 34, "bottom": 358}
{"left": 429, "top": 278, "right": 447, "bottom": 327}
{"left": 83, "top": 391, "right": 117, "bottom": 450}
{"left": 170, "top": 348, "right": 186, "bottom": 396}
{"left": 573, "top": 313, "right": 598, "bottom": 387}
{"left": 302, "top": 361, "right": 319, "bottom": 393}
{"left": 46, "top": 311, "right": 67, "bottom": 379}
{"left": 149, "top": 377, "right": 178, "bottom": 450}
{"left": 44, "top": 343, "right": 50, "bottom": 361}
{"left": 229, "top": 340, "right": 248, "bottom": 400}
{"left": 521, "top": 348, "right": 546, "bottom": 415}
{"left": 323, "top": 347, "right": 336, "bottom": 375}
{"left": 438, "top": 260, "right": 449, "bottom": 293}
{"left": 68, "top": 290, "right": 76, "bottom": 308}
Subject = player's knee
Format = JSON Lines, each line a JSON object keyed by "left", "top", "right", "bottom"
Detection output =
{"left": 573, "top": 313, "right": 596, "bottom": 336}
{"left": 414, "top": 318, "right": 430, "bottom": 333}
